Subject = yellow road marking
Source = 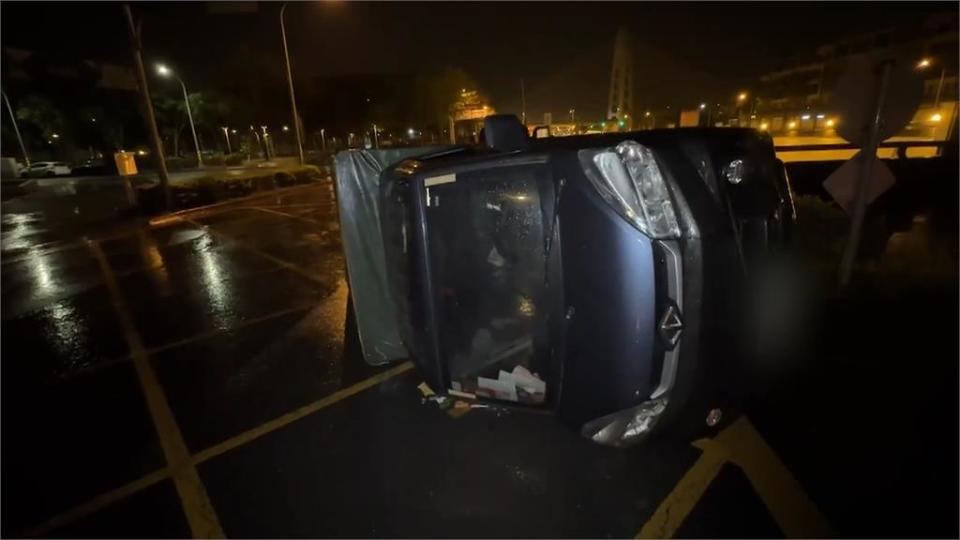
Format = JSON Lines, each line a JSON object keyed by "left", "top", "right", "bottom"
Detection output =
{"left": 192, "top": 361, "right": 414, "bottom": 464}
{"left": 148, "top": 184, "right": 325, "bottom": 227}
{"left": 636, "top": 439, "right": 727, "bottom": 539}
{"left": 26, "top": 469, "right": 169, "bottom": 537}
{"left": 89, "top": 240, "right": 225, "bottom": 539}
{"left": 22, "top": 361, "right": 414, "bottom": 536}
{"left": 71, "top": 304, "right": 318, "bottom": 379}
{"left": 637, "top": 416, "right": 833, "bottom": 539}
{"left": 714, "top": 417, "right": 833, "bottom": 538}
{"left": 179, "top": 216, "right": 326, "bottom": 285}
{"left": 245, "top": 205, "right": 325, "bottom": 224}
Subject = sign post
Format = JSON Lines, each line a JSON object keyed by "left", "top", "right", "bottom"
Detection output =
{"left": 826, "top": 54, "right": 923, "bottom": 287}
{"left": 837, "top": 61, "right": 893, "bottom": 287}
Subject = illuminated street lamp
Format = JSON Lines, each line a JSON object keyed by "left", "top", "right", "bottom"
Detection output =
{"left": 699, "top": 103, "right": 706, "bottom": 110}
{"left": 737, "top": 92, "right": 748, "bottom": 102}
{"left": 156, "top": 64, "right": 203, "bottom": 167}
{"left": 282, "top": 125, "right": 290, "bottom": 132}
{"left": 917, "top": 58, "right": 931, "bottom": 69}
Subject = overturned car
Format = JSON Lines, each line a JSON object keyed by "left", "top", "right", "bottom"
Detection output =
{"left": 335, "top": 115, "right": 794, "bottom": 447}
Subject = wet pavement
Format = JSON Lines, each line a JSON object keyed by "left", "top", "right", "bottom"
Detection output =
{"left": 1, "top": 181, "right": 957, "bottom": 538}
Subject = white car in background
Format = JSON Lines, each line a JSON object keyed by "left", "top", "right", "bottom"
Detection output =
{"left": 22, "top": 161, "right": 71, "bottom": 178}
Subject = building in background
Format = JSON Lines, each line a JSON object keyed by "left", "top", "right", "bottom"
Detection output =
{"left": 752, "top": 13, "right": 958, "bottom": 141}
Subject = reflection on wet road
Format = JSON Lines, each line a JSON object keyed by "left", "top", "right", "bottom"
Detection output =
{"left": 1, "top": 181, "right": 956, "bottom": 538}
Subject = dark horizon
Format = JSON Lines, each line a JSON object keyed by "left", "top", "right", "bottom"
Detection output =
{"left": 3, "top": 1, "right": 955, "bottom": 122}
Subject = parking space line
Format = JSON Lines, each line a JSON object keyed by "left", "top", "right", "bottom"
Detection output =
{"left": 26, "top": 469, "right": 170, "bottom": 537}
{"left": 178, "top": 216, "right": 327, "bottom": 284}
{"left": 21, "top": 361, "right": 414, "bottom": 536}
{"left": 68, "top": 304, "right": 318, "bottom": 379}
{"left": 148, "top": 184, "right": 327, "bottom": 227}
{"left": 636, "top": 439, "right": 728, "bottom": 539}
{"left": 89, "top": 240, "right": 225, "bottom": 539}
{"left": 245, "top": 205, "right": 325, "bottom": 224}
{"left": 192, "top": 361, "right": 414, "bottom": 465}
{"left": 637, "top": 416, "right": 832, "bottom": 539}
{"left": 714, "top": 416, "right": 833, "bottom": 538}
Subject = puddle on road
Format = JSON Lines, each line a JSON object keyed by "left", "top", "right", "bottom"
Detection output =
{"left": 167, "top": 228, "right": 206, "bottom": 246}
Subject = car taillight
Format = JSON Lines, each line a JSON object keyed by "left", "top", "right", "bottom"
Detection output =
{"left": 578, "top": 140, "right": 680, "bottom": 239}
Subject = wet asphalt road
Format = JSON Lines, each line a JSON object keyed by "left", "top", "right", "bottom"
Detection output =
{"left": 1, "top": 181, "right": 957, "bottom": 538}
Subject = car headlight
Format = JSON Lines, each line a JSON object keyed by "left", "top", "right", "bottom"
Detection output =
{"left": 580, "top": 398, "right": 669, "bottom": 447}
{"left": 579, "top": 140, "right": 680, "bottom": 239}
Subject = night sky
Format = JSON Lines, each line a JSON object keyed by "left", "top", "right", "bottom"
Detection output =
{"left": 2, "top": 2, "right": 955, "bottom": 122}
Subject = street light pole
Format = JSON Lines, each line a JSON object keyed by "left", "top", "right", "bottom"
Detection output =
{"left": 934, "top": 66, "right": 946, "bottom": 109}
{"left": 176, "top": 76, "right": 202, "bottom": 167}
{"left": 156, "top": 64, "right": 202, "bottom": 167}
{"left": 280, "top": 3, "right": 305, "bottom": 165}
{"left": 221, "top": 126, "right": 231, "bottom": 154}
{"left": 1, "top": 90, "right": 30, "bottom": 167}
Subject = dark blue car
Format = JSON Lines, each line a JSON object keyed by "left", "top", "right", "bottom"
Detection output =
{"left": 371, "top": 115, "right": 794, "bottom": 446}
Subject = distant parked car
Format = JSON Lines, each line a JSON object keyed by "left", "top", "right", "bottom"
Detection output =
{"left": 22, "top": 161, "right": 71, "bottom": 178}
{"left": 71, "top": 158, "right": 118, "bottom": 176}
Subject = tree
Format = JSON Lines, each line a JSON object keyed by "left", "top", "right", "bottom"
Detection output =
{"left": 414, "top": 68, "right": 484, "bottom": 133}
{"left": 15, "top": 95, "right": 66, "bottom": 147}
{"left": 152, "top": 90, "right": 231, "bottom": 156}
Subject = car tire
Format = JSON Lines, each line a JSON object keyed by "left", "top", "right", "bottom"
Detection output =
{"left": 45, "top": 171, "right": 55, "bottom": 178}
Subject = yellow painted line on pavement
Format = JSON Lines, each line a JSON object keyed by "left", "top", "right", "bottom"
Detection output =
{"left": 21, "top": 360, "right": 414, "bottom": 536}
{"left": 148, "top": 184, "right": 325, "bottom": 227}
{"left": 26, "top": 469, "right": 169, "bottom": 537}
{"left": 179, "top": 216, "right": 327, "bottom": 285}
{"left": 89, "top": 240, "right": 225, "bottom": 539}
{"left": 192, "top": 361, "right": 414, "bottom": 465}
{"left": 245, "top": 205, "right": 325, "bottom": 224}
{"left": 635, "top": 439, "right": 728, "bottom": 539}
{"left": 716, "top": 416, "right": 833, "bottom": 538}
{"left": 71, "top": 304, "right": 319, "bottom": 379}
{"left": 637, "top": 416, "right": 833, "bottom": 539}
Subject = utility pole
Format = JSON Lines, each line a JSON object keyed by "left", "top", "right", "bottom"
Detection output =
{"left": 280, "top": 3, "right": 305, "bottom": 165}
{"left": 123, "top": 4, "right": 170, "bottom": 209}
{"left": 1, "top": 90, "right": 30, "bottom": 167}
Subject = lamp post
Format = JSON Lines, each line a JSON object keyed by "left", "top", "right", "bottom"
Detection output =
{"left": 320, "top": 128, "right": 326, "bottom": 151}
{"left": 221, "top": 126, "right": 231, "bottom": 154}
{"left": 1, "top": 90, "right": 30, "bottom": 167}
{"left": 280, "top": 3, "right": 305, "bottom": 165}
{"left": 156, "top": 64, "right": 202, "bottom": 167}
